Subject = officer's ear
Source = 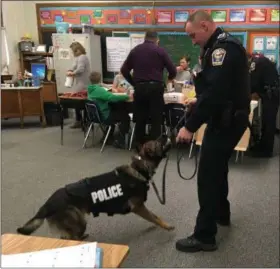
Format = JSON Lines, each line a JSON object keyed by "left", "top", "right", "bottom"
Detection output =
{"left": 200, "top": 21, "right": 208, "bottom": 32}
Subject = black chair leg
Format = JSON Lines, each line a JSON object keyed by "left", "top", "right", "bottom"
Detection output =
{"left": 60, "top": 105, "right": 64, "bottom": 146}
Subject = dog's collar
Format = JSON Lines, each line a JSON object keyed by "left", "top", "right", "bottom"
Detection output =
{"left": 114, "top": 167, "right": 148, "bottom": 182}
{"left": 132, "top": 155, "right": 155, "bottom": 179}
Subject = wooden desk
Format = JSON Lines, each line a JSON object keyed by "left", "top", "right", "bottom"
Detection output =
{"left": 1, "top": 87, "right": 46, "bottom": 128}
{"left": 2, "top": 234, "right": 129, "bottom": 268}
{"left": 42, "top": 82, "right": 58, "bottom": 103}
{"left": 193, "top": 112, "right": 254, "bottom": 152}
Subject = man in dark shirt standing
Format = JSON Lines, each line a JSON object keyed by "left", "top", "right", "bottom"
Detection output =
{"left": 121, "top": 30, "right": 176, "bottom": 149}
{"left": 248, "top": 54, "right": 279, "bottom": 157}
{"left": 176, "top": 11, "right": 250, "bottom": 252}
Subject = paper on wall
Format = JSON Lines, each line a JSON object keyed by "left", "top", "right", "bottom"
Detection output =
{"left": 253, "top": 37, "right": 264, "bottom": 51}
{"left": 131, "top": 37, "right": 144, "bottom": 49}
{"left": 266, "top": 36, "right": 278, "bottom": 50}
{"left": 106, "top": 37, "right": 131, "bottom": 72}
{"left": 58, "top": 48, "right": 70, "bottom": 60}
{"left": 72, "top": 37, "right": 85, "bottom": 47}
{"left": 130, "top": 33, "right": 145, "bottom": 49}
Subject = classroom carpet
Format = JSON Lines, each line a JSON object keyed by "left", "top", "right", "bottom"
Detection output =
{"left": 1, "top": 118, "right": 279, "bottom": 268}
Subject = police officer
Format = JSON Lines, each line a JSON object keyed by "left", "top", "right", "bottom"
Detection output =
{"left": 121, "top": 30, "right": 177, "bottom": 150}
{"left": 176, "top": 11, "right": 250, "bottom": 252}
{"left": 248, "top": 54, "right": 279, "bottom": 158}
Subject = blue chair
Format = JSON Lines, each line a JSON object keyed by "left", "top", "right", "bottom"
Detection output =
{"left": 83, "top": 101, "right": 115, "bottom": 153}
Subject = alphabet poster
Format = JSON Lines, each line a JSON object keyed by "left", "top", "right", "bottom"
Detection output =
{"left": 266, "top": 36, "right": 278, "bottom": 50}
{"left": 253, "top": 37, "right": 264, "bottom": 51}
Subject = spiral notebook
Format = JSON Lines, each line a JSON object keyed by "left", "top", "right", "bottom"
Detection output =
{"left": 2, "top": 242, "right": 103, "bottom": 268}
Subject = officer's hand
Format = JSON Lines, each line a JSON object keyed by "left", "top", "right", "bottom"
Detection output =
{"left": 251, "top": 93, "right": 260, "bottom": 100}
{"left": 176, "top": 127, "right": 193, "bottom": 144}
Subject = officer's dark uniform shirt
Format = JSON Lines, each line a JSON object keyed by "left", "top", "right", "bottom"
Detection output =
{"left": 65, "top": 167, "right": 149, "bottom": 217}
{"left": 249, "top": 56, "right": 279, "bottom": 95}
{"left": 120, "top": 40, "right": 177, "bottom": 85}
{"left": 185, "top": 27, "right": 250, "bottom": 133}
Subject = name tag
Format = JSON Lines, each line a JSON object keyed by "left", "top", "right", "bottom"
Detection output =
{"left": 91, "top": 184, "right": 124, "bottom": 204}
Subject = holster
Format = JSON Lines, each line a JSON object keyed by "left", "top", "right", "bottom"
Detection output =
{"left": 210, "top": 103, "right": 249, "bottom": 131}
{"left": 210, "top": 102, "right": 234, "bottom": 130}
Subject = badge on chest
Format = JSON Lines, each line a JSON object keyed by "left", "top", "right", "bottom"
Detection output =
{"left": 249, "top": 62, "right": 256, "bottom": 72}
{"left": 91, "top": 184, "right": 124, "bottom": 204}
{"left": 212, "top": 48, "right": 227, "bottom": 66}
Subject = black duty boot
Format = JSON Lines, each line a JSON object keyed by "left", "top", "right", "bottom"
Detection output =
{"left": 175, "top": 235, "right": 217, "bottom": 253}
{"left": 216, "top": 218, "right": 231, "bottom": 226}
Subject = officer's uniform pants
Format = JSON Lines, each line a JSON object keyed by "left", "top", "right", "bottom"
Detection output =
{"left": 194, "top": 114, "right": 248, "bottom": 243}
{"left": 133, "top": 82, "right": 164, "bottom": 145}
{"left": 259, "top": 96, "right": 279, "bottom": 155}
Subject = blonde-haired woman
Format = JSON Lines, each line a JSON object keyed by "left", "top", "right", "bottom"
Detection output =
{"left": 67, "top": 42, "right": 91, "bottom": 128}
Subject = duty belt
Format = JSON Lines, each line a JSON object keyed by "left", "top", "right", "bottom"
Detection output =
{"left": 137, "top": 81, "right": 163, "bottom": 85}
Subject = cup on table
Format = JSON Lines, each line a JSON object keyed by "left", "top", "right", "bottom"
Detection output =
{"left": 167, "top": 82, "right": 173, "bottom": 92}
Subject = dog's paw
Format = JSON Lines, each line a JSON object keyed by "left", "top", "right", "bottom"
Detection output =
{"left": 80, "top": 234, "right": 89, "bottom": 240}
{"left": 164, "top": 225, "right": 175, "bottom": 231}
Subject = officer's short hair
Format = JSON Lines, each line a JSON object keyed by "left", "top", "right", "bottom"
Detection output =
{"left": 145, "top": 30, "right": 158, "bottom": 41}
{"left": 187, "top": 10, "right": 214, "bottom": 24}
{"left": 89, "top": 72, "right": 101, "bottom": 84}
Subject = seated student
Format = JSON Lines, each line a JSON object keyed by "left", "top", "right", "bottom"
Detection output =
{"left": 87, "top": 71, "right": 131, "bottom": 149}
{"left": 173, "top": 56, "right": 193, "bottom": 92}
{"left": 112, "top": 72, "right": 133, "bottom": 93}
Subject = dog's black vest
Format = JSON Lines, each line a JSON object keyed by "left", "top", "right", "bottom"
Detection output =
{"left": 65, "top": 167, "right": 149, "bottom": 217}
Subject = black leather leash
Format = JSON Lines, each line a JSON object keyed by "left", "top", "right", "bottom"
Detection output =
{"left": 151, "top": 108, "right": 199, "bottom": 205}
{"left": 152, "top": 105, "right": 261, "bottom": 205}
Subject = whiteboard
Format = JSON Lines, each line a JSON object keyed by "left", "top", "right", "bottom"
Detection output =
{"left": 106, "top": 37, "right": 131, "bottom": 72}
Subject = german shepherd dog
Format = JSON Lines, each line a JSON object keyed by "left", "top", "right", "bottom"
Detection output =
{"left": 17, "top": 137, "right": 174, "bottom": 240}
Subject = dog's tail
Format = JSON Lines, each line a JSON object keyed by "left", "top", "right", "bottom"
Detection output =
{"left": 17, "top": 207, "right": 48, "bottom": 235}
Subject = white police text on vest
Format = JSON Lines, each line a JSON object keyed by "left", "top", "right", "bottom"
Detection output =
{"left": 91, "top": 184, "right": 124, "bottom": 204}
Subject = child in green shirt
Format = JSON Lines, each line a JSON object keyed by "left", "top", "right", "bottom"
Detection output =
{"left": 87, "top": 72, "right": 131, "bottom": 148}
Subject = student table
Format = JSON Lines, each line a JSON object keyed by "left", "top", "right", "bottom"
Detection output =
{"left": 2, "top": 233, "right": 129, "bottom": 268}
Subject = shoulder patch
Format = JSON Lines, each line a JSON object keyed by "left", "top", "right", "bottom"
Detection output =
{"left": 217, "top": 33, "right": 227, "bottom": 40}
{"left": 212, "top": 48, "right": 226, "bottom": 66}
{"left": 250, "top": 62, "right": 256, "bottom": 72}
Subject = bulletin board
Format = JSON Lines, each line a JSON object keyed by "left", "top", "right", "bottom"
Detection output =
{"left": 36, "top": 2, "right": 279, "bottom": 82}
{"left": 37, "top": 4, "right": 279, "bottom": 29}
{"left": 248, "top": 32, "right": 280, "bottom": 68}
{"left": 230, "top": 32, "right": 247, "bottom": 48}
